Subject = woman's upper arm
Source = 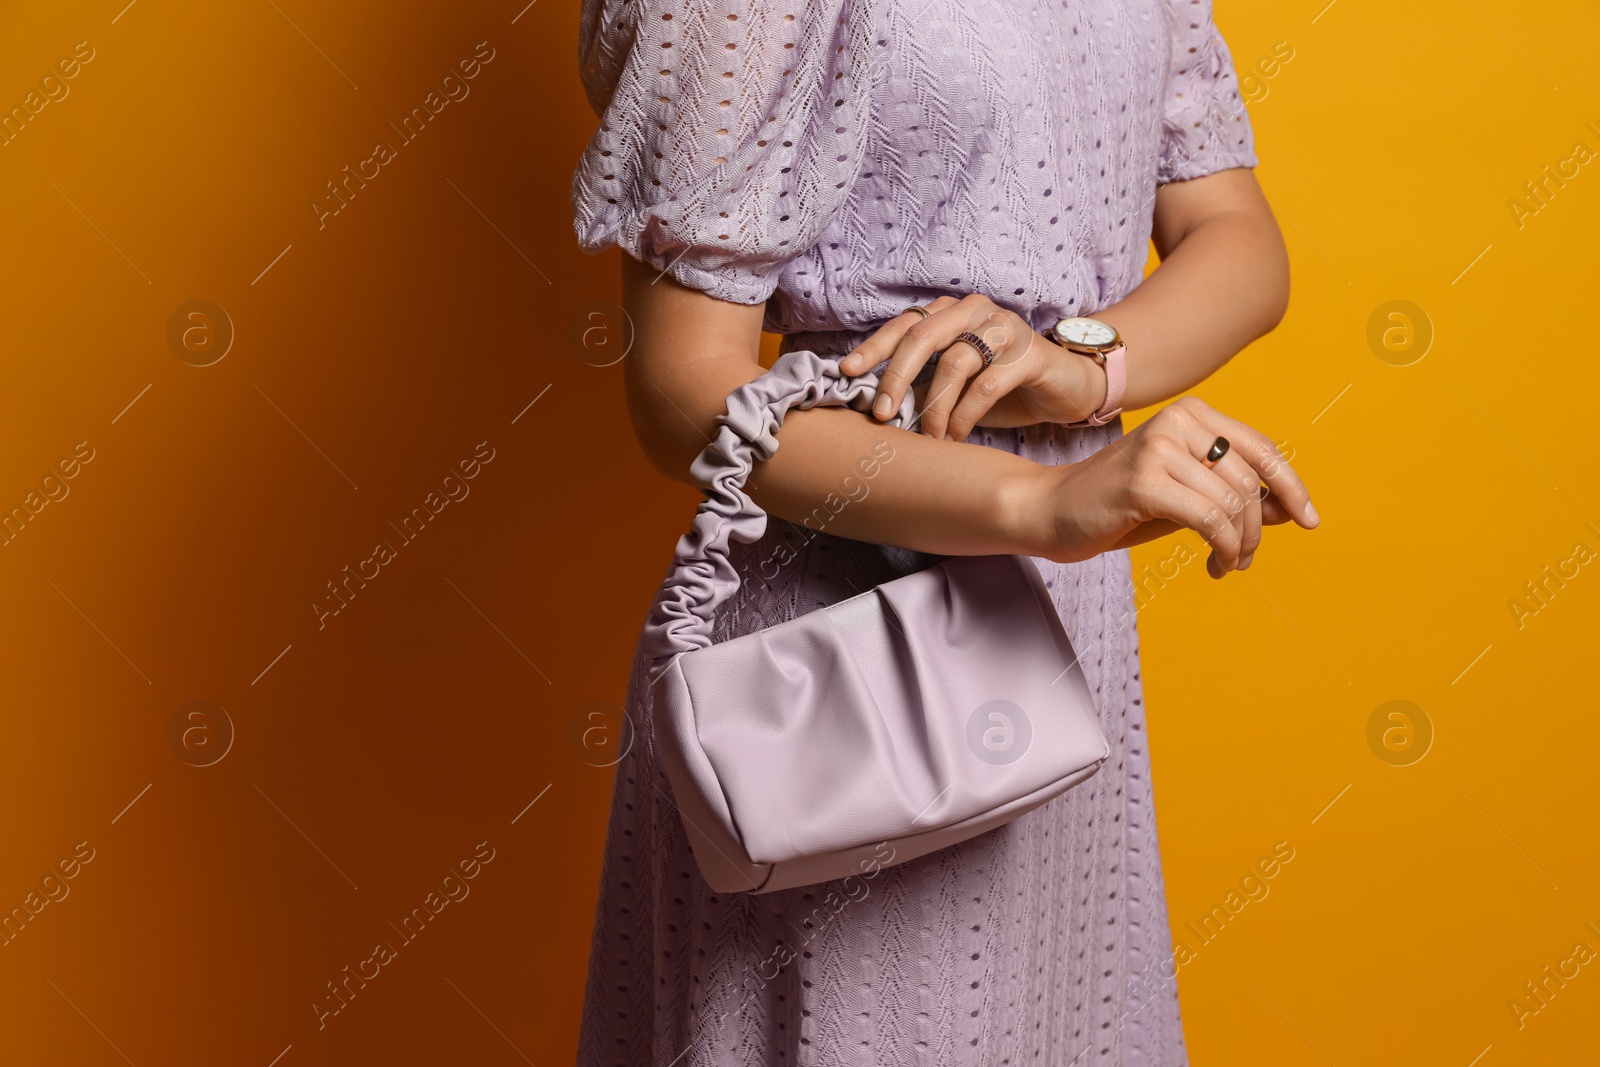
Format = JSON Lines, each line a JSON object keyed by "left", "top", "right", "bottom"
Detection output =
{"left": 620, "top": 253, "right": 768, "bottom": 485}
{"left": 1150, "top": 166, "right": 1272, "bottom": 257}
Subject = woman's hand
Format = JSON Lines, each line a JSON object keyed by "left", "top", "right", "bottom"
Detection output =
{"left": 838, "top": 295, "right": 1106, "bottom": 439}
{"left": 1021, "top": 396, "right": 1319, "bottom": 576}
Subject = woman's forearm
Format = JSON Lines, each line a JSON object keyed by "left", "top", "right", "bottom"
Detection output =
{"left": 1095, "top": 183, "right": 1289, "bottom": 411}
{"left": 622, "top": 255, "right": 1054, "bottom": 559}
{"left": 969, "top": 168, "right": 1289, "bottom": 430}
{"left": 630, "top": 350, "right": 1052, "bottom": 558}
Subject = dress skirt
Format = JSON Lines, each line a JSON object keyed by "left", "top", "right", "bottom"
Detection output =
{"left": 577, "top": 417, "right": 1190, "bottom": 1067}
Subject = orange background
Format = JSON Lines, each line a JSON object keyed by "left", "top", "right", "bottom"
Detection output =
{"left": 0, "top": 1, "right": 1595, "bottom": 1064}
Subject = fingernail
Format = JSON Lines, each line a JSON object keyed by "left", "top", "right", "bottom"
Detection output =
{"left": 1239, "top": 552, "right": 1254, "bottom": 570}
{"left": 841, "top": 351, "right": 857, "bottom": 369}
{"left": 1305, "top": 501, "right": 1320, "bottom": 526}
{"left": 874, "top": 394, "right": 892, "bottom": 417}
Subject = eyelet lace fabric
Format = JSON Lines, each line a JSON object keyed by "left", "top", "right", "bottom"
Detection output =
{"left": 571, "top": 0, "right": 1255, "bottom": 1062}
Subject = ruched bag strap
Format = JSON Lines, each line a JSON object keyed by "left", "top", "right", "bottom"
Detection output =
{"left": 640, "top": 348, "right": 918, "bottom": 685}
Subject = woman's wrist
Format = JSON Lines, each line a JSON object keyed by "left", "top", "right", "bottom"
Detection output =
{"left": 1023, "top": 336, "right": 1109, "bottom": 425}
{"left": 998, "top": 459, "right": 1072, "bottom": 560}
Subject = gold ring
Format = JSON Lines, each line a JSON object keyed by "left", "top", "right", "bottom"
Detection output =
{"left": 900, "top": 305, "right": 932, "bottom": 321}
{"left": 1203, "top": 436, "right": 1230, "bottom": 467}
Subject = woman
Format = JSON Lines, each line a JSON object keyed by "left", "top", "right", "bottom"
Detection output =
{"left": 569, "top": 0, "right": 1318, "bottom": 1062}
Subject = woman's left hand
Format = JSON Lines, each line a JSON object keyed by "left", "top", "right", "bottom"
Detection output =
{"left": 838, "top": 295, "right": 1107, "bottom": 440}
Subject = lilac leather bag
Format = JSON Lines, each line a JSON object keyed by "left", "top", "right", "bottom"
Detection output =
{"left": 641, "top": 348, "right": 1110, "bottom": 894}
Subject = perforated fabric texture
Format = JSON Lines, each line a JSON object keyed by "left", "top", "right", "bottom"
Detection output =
{"left": 570, "top": 0, "right": 1256, "bottom": 1060}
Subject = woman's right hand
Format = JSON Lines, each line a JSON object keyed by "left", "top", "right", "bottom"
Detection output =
{"left": 1025, "top": 396, "right": 1319, "bottom": 576}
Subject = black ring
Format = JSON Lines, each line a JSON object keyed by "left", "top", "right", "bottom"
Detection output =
{"left": 1204, "top": 436, "right": 1230, "bottom": 466}
{"left": 951, "top": 330, "right": 997, "bottom": 368}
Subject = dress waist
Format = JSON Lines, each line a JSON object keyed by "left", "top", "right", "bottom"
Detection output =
{"left": 777, "top": 302, "right": 1069, "bottom": 360}
{"left": 778, "top": 329, "right": 873, "bottom": 360}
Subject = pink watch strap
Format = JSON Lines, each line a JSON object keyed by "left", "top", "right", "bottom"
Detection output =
{"left": 1068, "top": 340, "right": 1126, "bottom": 428}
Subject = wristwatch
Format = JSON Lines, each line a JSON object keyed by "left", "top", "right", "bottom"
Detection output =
{"left": 1049, "top": 316, "right": 1126, "bottom": 427}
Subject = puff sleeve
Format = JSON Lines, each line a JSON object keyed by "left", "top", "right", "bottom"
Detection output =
{"left": 570, "top": 0, "right": 884, "bottom": 305}
{"left": 1155, "top": 0, "right": 1258, "bottom": 184}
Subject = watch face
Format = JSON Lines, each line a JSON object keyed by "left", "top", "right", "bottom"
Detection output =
{"left": 1054, "top": 317, "right": 1118, "bottom": 348}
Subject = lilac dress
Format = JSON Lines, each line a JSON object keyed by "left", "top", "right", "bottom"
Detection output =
{"left": 569, "top": 0, "right": 1256, "bottom": 1062}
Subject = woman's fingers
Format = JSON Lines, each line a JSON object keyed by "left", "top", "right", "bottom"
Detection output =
{"left": 840, "top": 296, "right": 1048, "bottom": 437}
{"left": 1259, "top": 492, "right": 1294, "bottom": 526}
{"left": 916, "top": 302, "right": 1042, "bottom": 439}
{"left": 1131, "top": 396, "right": 1318, "bottom": 575}
{"left": 1206, "top": 449, "right": 1262, "bottom": 569}
{"left": 1161, "top": 450, "right": 1249, "bottom": 577}
{"left": 1147, "top": 479, "right": 1245, "bottom": 573}
{"left": 872, "top": 297, "right": 989, "bottom": 421}
{"left": 838, "top": 296, "right": 959, "bottom": 372}
{"left": 942, "top": 313, "right": 1039, "bottom": 441}
{"left": 919, "top": 340, "right": 986, "bottom": 440}
{"left": 1061, "top": 397, "right": 1316, "bottom": 571}
{"left": 872, "top": 325, "right": 941, "bottom": 420}
{"left": 836, "top": 314, "right": 916, "bottom": 377}
{"left": 941, "top": 357, "right": 1026, "bottom": 441}
{"left": 1116, "top": 435, "right": 1242, "bottom": 569}
{"left": 921, "top": 308, "right": 1030, "bottom": 439}
{"left": 1230, "top": 452, "right": 1264, "bottom": 568}
{"left": 837, "top": 296, "right": 962, "bottom": 416}
{"left": 1169, "top": 397, "right": 1317, "bottom": 529}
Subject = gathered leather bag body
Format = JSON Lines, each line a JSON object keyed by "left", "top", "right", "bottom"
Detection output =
{"left": 640, "top": 348, "right": 1110, "bottom": 894}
